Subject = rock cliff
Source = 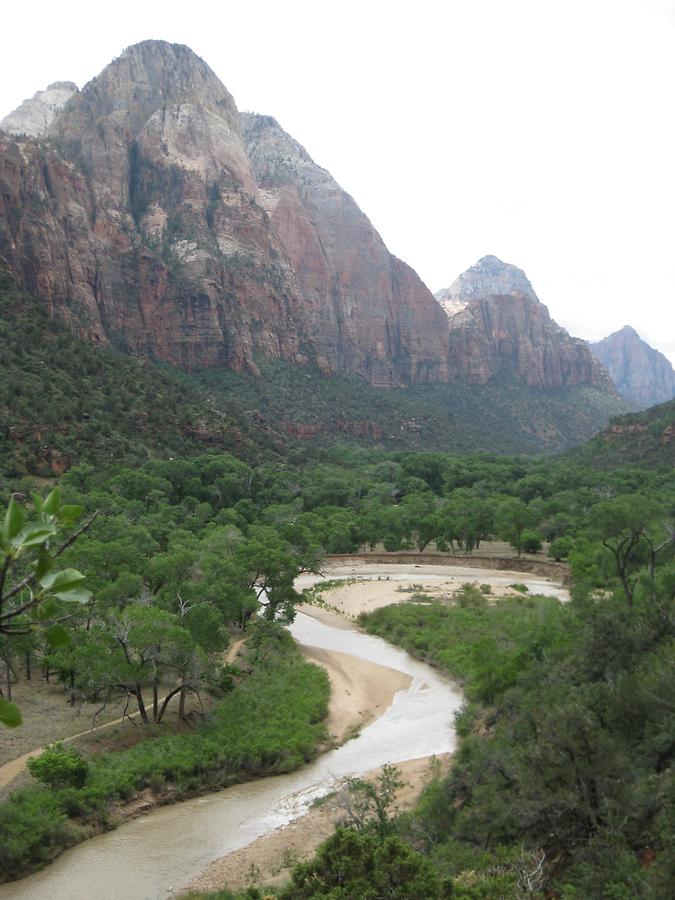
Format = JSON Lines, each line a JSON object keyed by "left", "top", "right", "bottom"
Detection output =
{"left": 241, "top": 113, "right": 449, "bottom": 386}
{"left": 0, "top": 42, "right": 617, "bottom": 399}
{"left": 437, "top": 256, "right": 613, "bottom": 390}
{"left": 589, "top": 326, "right": 675, "bottom": 409}
{"left": 0, "top": 41, "right": 448, "bottom": 386}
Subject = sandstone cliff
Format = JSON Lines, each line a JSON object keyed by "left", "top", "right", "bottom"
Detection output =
{"left": 0, "top": 41, "right": 448, "bottom": 387}
{"left": 437, "top": 256, "right": 614, "bottom": 390}
{"left": 241, "top": 113, "right": 449, "bottom": 386}
{"left": 589, "top": 326, "right": 675, "bottom": 409}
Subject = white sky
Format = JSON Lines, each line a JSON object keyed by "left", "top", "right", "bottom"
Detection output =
{"left": 2, "top": 0, "right": 674, "bottom": 363}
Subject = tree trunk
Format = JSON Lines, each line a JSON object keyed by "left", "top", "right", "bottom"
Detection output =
{"left": 135, "top": 685, "right": 149, "bottom": 724}
{"left": 25, "top": 651, "right": 31, "bottom": 681}
{"left": 5, "top": 656, "right": 11, "bottom": 702}
{"left": 157, "top": 685, "right": 183, "bottom": 723}
{"left": 152, "top": 683, "right": 159, "bottom": 722}
{"left": 178, "top": 684, "right": 187, "bottom": 721}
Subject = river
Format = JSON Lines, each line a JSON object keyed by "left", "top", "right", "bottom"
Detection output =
{"left": 0, "top": 565, "right": 564, "bottom": 899}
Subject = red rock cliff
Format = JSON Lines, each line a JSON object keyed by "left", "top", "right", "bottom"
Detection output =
{"left": 0, "top": 41, "right": 448, "bottom": 386}
{"left": 437, "top": 256, "right": 614, "bottom": 390}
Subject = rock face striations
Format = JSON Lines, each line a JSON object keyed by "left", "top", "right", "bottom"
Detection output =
{"left": 590, "top": 326, "right": 675, "bottom": 409}
{"left": 0, "top": 42, "right": 615, "bottom": 400}
{"left": 0, "top": 41, "right": 447, "bottom": 386}
{"left": 241, "top": 113, "right": 449, "bottom": 386}
{"left": 437, "top": 256, "right": 613, "bottom": 390}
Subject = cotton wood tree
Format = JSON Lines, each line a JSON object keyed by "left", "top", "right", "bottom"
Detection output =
{"left": 0, "top": 490, "right": 94, "bottom": 727}
{"left": 588, "top": 495, "right": 663, "bottom": 604}
{"left": 234, "top": 525, "right": 323, "bottom": 624}
{"left": 495, "top": 497, "right": 538, "bottom": 557}
{"left": 51, "top": 606, "right": 207, "bottom": 723}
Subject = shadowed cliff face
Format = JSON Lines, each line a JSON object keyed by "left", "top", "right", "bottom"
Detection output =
{"left": 437, "top": 256, "right": 614, "bottom": 390}
{"left": 590, "top": 326, "right": 675, "bottom": 409}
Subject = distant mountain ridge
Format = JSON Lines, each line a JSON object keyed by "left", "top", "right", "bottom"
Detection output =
{"left": 436, "top": 256, "right": 614, "bottom": 391}
{"left": 0, "top": 81, "right": 78, "bottom": 137}
{"left": 590, "top": 326, "right": 675, "bottom": 409}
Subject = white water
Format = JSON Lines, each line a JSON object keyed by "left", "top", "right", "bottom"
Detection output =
{"left": 1, "top": 566, "right": 564, "bottom": 899}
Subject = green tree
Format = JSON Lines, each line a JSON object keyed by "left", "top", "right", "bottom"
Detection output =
{"left": 494, "top": 498, "right": 537, "bottom": 557}
{"left": 0, "top": 490, "right": 93, "bottom": 727}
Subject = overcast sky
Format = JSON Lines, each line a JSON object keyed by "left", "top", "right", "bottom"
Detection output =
{"left": 2, "top": 0, "right": 674, "bottom": 362}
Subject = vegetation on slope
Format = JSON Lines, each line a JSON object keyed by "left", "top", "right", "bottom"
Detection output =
{"left": 194, "top": 358, "right": 629, "bottom": 455}
{"left": 0, "top": 270, "right": 283, "bottom": 478}
{"left": 358, "top": 571, "right": 675, "bottom": 897}
{"left": 572, "top": 397, "right": 675, "bottom": 469}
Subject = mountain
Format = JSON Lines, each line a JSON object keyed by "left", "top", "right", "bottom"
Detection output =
{"left": 589, "top": 326, "right": 675, "bottom": 409}
{"left": 0, "top": 41, "right": 447, "bottom": 388}
{"left": 0, "top": 41, "right": 627, "bottom": 457}
{"left": 436, "top": 256, "right": 614, "bottom": 390}
{"left": 0, "top": 81, "right": 78, "bottom": 136}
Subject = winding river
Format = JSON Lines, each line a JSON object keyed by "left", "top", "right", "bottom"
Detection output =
{"left": 0, "top": 566, "right": 566, "bottom": 900}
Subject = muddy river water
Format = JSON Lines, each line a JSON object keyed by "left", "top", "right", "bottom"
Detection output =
{"left": 0, "top": 567, "right": 564, "bottom": 900}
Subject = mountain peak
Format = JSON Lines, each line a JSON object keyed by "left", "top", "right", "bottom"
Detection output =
{"left": 590, "top": 327, "right": 675, "bottom": 409}
{"left": 616, "top": 324, "right": 640, "bottom": 339}
{"left": 435, "top": 255, "right": 537, "bottom": 308}
{"left": 0, "top": 81, "right": 79, "bottom": 137}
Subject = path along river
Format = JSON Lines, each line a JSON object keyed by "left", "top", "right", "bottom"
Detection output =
{"left": 0, "top": 565, "right": 567, "bottom": 900}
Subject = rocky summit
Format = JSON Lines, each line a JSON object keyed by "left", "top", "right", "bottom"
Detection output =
{"left": 590, "top": 326, "right": 675, "bottom": 409}
{"left": 0, "top": 81, "right": 78, "bottom": 137}
{"left": 436, "top": 256, "right": 613, "bottom": 390}
{"left": 0, "top": 41, "right": 612, "bottom": 398}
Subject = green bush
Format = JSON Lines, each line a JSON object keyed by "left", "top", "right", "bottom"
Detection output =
{"left": 26, "top": 744, "right": 89, "bottom": 790}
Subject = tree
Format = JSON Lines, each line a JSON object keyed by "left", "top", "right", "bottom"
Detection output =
{"left": 280, "top": 828, "right": 451, "bottom": 899}
{"left": 588, "top": 495, "right": 661, "bottom": 604}
{"left": 50, "top": 606, "right": 205, "bottom": 723}
{"left": 495, "top": 498, "right": 537, "bottom": 557}
{"left": 27, "top": 743, "right": 88, "bottom": 788}
{"left": 0, "top": 490, "right": 94, "bottom": 727}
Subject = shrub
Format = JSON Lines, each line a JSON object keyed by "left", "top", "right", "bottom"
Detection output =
{"left": 549, "top": 535, "right": 574, "bottom": 561}
{"left": 27, "top": 744, "right": 89, "bottom": 789}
